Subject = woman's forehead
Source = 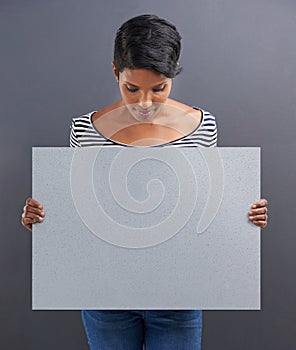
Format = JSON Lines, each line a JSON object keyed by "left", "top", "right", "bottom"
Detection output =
{"left": 121, "top": 68, "right": 169, "bottom": 85}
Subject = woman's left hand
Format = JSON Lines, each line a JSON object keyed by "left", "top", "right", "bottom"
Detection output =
{"left": 248, "top": 198, "right": 268, "bottom": 228}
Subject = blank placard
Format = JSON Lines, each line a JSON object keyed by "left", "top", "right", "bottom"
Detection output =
{"left": 32, "top": 146, "right": 260, "bottom": 310}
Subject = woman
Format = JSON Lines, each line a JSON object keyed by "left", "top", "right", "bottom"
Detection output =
{"left": 21, "top": 14, "right": 268, "bottom": 350}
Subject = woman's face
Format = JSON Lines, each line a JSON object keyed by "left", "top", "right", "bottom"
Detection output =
{"left": 112, "top": 62, "right": 172, "bottom": 122}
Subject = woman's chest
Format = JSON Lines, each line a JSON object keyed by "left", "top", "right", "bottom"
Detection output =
{"left": 111, "top": 123, "right": 186, "bottom": 146}
{"left": 91, "top": 102, "right": 202, "bottom": 146}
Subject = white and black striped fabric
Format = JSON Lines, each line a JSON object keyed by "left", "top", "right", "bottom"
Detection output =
{"left": 69, "top": 106, "right": 217, "bottom": 148}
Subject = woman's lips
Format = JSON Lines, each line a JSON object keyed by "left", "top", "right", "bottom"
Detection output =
{"left": 136, "top": 109, "right": 154, "bottom": 117}
{"left": 130, "top": 105, "right": 162, "bottom": 120}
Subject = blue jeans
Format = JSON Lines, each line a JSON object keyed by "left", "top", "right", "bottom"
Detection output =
{"left": 81, "top": 310, "right": 202, "bottom": 350}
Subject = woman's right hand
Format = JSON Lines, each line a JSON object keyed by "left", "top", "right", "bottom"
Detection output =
{"left": 21, "top": 197, "right": 45, "bottom": 232}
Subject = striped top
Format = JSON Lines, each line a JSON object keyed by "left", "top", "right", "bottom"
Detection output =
{"left": 69, "top": 106, "right": 218, "bottom": 148}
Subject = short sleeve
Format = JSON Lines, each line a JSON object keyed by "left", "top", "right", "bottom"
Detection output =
{"left": 69, "top": 120, "right": 81, "bottom": 148}
{"left": 195, "top": 108, "right": 218, "bottom": 148}
{"left": 209, "top": 115, "right": 218, "bottom": 147}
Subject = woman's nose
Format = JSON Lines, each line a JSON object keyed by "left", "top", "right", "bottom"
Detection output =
{"left": 138, "top": 97, "right": 153, "bottom": 109}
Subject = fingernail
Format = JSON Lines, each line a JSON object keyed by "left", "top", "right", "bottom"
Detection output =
{"left": 249, "top": 216, "right": 254, "bottom": 219}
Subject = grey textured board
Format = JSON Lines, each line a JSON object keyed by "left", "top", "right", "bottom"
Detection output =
{"left": 32, "top": 147, "right": 260, "bottom": 310}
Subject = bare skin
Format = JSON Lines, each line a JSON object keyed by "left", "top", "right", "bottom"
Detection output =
{"left": 22, "top": 197, "right": 45, "bottom": 231}
{"left": 91, "top": 99, "right": 202, "bottom": 146}
{"left": 21, "top": 65, "right": 268, "bottom": 231}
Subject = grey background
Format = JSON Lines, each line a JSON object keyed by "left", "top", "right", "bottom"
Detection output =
{"left": 32, "top": 147, "right": 260, "bottom": 310}
{"left": 0, "top": 0, "right": 295, "bottom": 349}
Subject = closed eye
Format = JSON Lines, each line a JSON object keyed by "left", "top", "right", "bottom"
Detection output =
{"left": 126, "top": 86, "right": 138, "bottom": 93}
{"left": 152, "top": 86, "right": 166, "bottom": 92}
{"left": 125, "top": 85, "right": 166, "bottom": 93}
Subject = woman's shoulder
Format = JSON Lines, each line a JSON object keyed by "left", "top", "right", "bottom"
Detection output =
{"left": 167, "top": 98, "right": 215, "bottom": 115}
{"left": 70, "top": 101, "right": 123, "bottom": 130}
{"left": 71, "top": 111, "right": 94, "bottom": 126}
{"left": 90, "top": 100, "right": 123, "bottom": 123}
{"left": 166, "top": 98, "right": 202, "bottom": 118}
{"left": 166, "top": 98, "right": 217, "bottom": 129}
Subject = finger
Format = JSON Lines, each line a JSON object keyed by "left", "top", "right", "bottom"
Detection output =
{"left": 249, "top": 214, "right": 267, "bottom": 221}
{"left": 22, "top": 217, "right": 35, "bottom": 225}
{"left": 23, "top": 211, "right": 44, "bottom": 223}
{"left": 24, "top": 205, "right": 45, "bottom": 217}
{"left": 248, "top": 207, "right": 267, "bottom": 216}
{"left": 26, "top": 197, "right": 43, "bottom": 209}
{"left": 21, "top": 218, "right": 32, "bottom": 231}
{"left": 252, "top": 198, "right": 268, "bottom": 208}
{"left": 252, "top": 220, "right": 267, "bottom": 228}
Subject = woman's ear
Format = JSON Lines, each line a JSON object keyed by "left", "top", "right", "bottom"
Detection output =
{"left": 111, "top": 61, "right": 119, "bottom": 82}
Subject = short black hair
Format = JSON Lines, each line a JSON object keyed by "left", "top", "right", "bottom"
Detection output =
{"left": 113, "top": 14, "right": 183, "bottom": 79}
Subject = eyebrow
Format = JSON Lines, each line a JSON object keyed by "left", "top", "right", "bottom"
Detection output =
{"left": 125, "top": 81, "right": 167, "bottom": 88}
